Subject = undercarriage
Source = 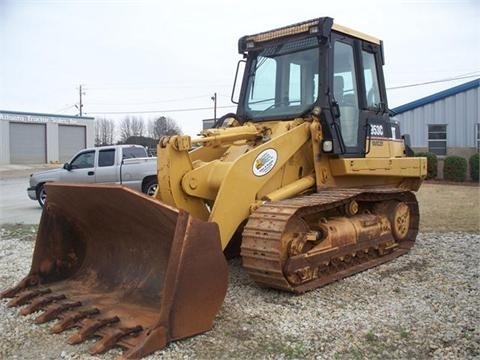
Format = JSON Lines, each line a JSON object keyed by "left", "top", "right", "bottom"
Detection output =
{"left": 241, "top": 188, "right": 419, "bottom": 293}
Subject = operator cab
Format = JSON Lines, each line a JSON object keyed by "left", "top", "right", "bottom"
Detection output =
{"left": 236, "top": 17, "right": 391, "bottom": 158}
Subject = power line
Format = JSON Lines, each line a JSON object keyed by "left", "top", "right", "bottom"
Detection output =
{"left": 87, "top": 94, "right": 213, "bottom": 106}
{"left": 85, "top": 104, "right": 236, "bottom": 115}
{"left": 54, "top": 104, "right": 77, "bottom": 113}
{"left": 387, "top": 72, "right": 479, "bottom": 90}
{"left": 85, "top": 82, "right": 232, "bottom": 90}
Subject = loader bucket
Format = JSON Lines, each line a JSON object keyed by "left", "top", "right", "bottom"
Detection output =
{"left": 1, "top": 183, "right": 228, "bottom": 359}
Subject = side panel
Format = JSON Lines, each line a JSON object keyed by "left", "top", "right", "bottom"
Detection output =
{"left": 120, "top": 158, "right": 157, "bottom": 192}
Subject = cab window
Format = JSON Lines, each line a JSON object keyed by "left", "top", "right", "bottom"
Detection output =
{"left": 70, "top": 151, "right": 95, "bottom": 169}
{"left": 362, "top": 51, "right": 381, "bottom": 108}
{"left": 123, "top": 147, "right": 147, "bottom": 159}
{"left": 98, "top": 149, "right": 115, "bottom": 167}
{"left": 244, "top": 37, "right": 319, "bottom": 120}
{"left": 333, "top": 41, "right": 359, "bottom": 147}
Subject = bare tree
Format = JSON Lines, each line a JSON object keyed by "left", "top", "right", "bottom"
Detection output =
{"left": 148, "top": 116, "right": 182, "bottom": 139}
{"left": 131, "top": 117, "right": 144, "bottom": 137}
{"left": 119, "top": 116, "right": 145, "bottom": 143}
{"left": 94, "top": 117, "right": 115, "bottom": 146}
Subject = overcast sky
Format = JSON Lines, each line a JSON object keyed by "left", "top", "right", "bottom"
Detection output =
{"left": 1, "top": 0, "right": 478, "bottom": 137}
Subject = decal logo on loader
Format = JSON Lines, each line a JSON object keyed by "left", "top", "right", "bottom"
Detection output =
{"left": 253, "top": 149, "right": 278, "bottom": 177}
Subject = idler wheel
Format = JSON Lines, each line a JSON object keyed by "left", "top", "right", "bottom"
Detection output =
{"left": 391, "top": 202, "right": 410, "bottom": 241}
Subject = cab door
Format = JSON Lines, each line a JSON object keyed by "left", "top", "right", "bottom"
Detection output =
{"left": 60, "top": 150, "right": 96, "bottom": 183}
{"left": 331, "top": 35, "right": 365, "bottom": 156}
{"left": 359, "top": 43, "right": 392, "bottom": 156}
{"left": 331, "top": 35, "right": 391, "bottom": 157}
{"left": 95, "top": 148, "right": 119, "bottom": 183}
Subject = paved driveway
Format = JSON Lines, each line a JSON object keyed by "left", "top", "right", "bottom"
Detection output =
{"left": 0, "top": 165, "right": 54, "bottom": 225}
{"left": 0, "top": 176, "right": 42, "bottom": 225}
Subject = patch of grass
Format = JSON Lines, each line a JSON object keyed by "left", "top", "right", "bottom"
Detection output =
{"left": 260, "top": 336, "right": 308, "bottom": 359}
{"left": 227, "top": 327, "right": 254, "bottom": 341}
{"left": 400, "top": 328, "right": 409, "bottom": 339}
{"left": 365, "top": 330, "right": 378, "bottom": 343}
{"left": 0, "top": 223, "right": 37, "bottom": 240}
{"left": 334, "top": 348, "right": 363, "bottom": 360}
{"left": 416, "top": 183, "right": 480, "bottom": 233}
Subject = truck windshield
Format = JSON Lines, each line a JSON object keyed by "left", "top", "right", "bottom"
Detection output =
{"left": 243, "top": 36, "right": 319, "bottom": 121}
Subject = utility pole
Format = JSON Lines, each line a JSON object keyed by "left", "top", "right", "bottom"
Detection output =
{"left": 78, "top": 85, "right": 84, "bottom": 116}
{"left": 211, "top": 92, "right": 217, "bottom": 121}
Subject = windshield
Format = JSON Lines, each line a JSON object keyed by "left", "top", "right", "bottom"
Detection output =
{"left": 242, "top": 37, "right": 319, "bottom": 120}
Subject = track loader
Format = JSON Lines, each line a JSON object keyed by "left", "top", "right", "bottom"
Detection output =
{"left": 2, "top": 17, "right": 426, "bottom": 358}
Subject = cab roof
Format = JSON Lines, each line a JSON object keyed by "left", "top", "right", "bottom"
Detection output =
{"left": 239, "top": 17, "right": 380, "bottom": 53}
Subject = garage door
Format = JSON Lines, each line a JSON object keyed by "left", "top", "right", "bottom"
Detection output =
{"left": 9, "top": 122, "right": 46, "bottom": 164}
{"left": 59, "top": 125, "right": 86, "bottom": 162}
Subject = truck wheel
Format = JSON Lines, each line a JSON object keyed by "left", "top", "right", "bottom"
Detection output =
{"left": 143, "top": 179, "right": 157, "bottom": 196}
{"left": 37, "top": 184, "right": 47, "bottom": 208}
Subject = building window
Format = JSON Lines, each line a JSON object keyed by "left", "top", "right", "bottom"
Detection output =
{"left": 428, "top": 124, "right": 447, "bottom": 156}
{"left": 476, "top": 123, "right": 480, "bottom": 152}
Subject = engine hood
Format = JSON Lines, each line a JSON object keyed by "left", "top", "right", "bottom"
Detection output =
{"left": 29, "top": 167, "right": 65, "bottom": 186}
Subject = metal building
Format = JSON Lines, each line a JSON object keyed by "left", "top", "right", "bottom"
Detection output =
{"left": 392, "top": 79, "right": 480, "bottom": 159}
{"left": 0, "top": 110, "right": 95, "bottom": 165}
{"left": 202, "top": 118, "right": 215, "bottom": 129}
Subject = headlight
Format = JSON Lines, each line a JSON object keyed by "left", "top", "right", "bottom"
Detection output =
{"left": 322, "top": 140, "right": 333, "bottom": 153}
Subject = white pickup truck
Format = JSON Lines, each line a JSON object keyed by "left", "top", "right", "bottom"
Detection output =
{"left": 27, "top": 144, "right": 158, "bottom": 207}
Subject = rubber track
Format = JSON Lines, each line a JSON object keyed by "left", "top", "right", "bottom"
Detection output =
{"left": 241, "top": 188, "right": 419, "bottom": 293}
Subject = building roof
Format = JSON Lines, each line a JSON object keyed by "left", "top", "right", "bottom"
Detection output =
{"left": 392, "top": 78, "right": 480, "bottom": 115}
{"left": 0, "top": 109, "right": 94, "bottom": 120}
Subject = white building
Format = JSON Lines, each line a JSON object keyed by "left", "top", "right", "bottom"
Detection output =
{"left": 0, "top": 110, "right": 95, "bottom": 165}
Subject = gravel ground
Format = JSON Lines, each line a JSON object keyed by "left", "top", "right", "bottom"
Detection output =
{"left": 1, "top": 229, "right": 479, "bottom": 360}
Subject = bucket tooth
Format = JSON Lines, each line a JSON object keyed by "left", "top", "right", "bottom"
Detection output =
{"left": 35, "top": 301, "right": 82, "bottom": 324}
{"left": 68, "top": 316, "right": 120, "bottom": 344}
{"left": 8, "top": 288, "right": 51, "bottom": 308}
{"left": 20, "top": 294, "right": 66, "bottom": 315}
{"left": 1, "top": 287, "right": 16, "bottom": 299}
{"left": 1, "top": 275, "right": 42, "bottom": 299}
{"left": 89, "top": 326, "right": 143, "bottom": 355}
{"left": 1, "top": 286, "right": 23, "bottom": 299}
{"left": 50, "top": 308, "right": 100, "bottom": 333}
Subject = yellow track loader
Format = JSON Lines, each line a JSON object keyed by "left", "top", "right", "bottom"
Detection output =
{"left": 2, "top": 17, "right": 426, "bottom": 358}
